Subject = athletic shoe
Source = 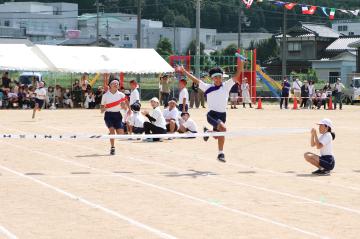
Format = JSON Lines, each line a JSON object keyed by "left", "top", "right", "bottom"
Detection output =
{"left": 110, "top": 147, "right": 115, "bottom": 155}
{"left": 312, "top": 169, "right": 322, "bottom": 175}
{"left": 143, "top": 138, "right": 154, "bottom": 142}
{"left": 203, "top": 127, "right": 209, "bottom": 142}
{"left": 217, "top": 153, "right": 226, "bottom": 163}
{"left": 313, "top": 169, "right": 330, "bottom": 176}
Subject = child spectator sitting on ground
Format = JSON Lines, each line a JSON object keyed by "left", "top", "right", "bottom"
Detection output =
{"left": 178, "top": 112, "right": 198, "bottom": 134}
{"left": 63, "top": 89, "right": 74, "bottom": 108}
{"left": 163, "top": 98, "right": 180, "bottom": 134}
{"left": 84, "top": 91, "right": 96, "bottom": 109}
{"left": 128, "top": 102, "right": 145, "bottom": 135}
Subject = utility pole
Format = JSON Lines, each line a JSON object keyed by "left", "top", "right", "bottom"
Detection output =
{"left": 195, "top": 0, "right": 201, "bottom": 78}
{"left": 282, "top": 7, "right": 287, "bottom": 79}
{"left": 96, "top": 0, "right": 100, "bottom": 46}
{"left": 238, "top": 1, "right": 242, "bottom": 49}
{"left": 106, "top": 19, "right": 109, "bottom": 40}
{"left": 173, "top": 21, "right": 176, "bottom": 54}
{"left": 137, "top": 0, "right": 141, "bottom": 48}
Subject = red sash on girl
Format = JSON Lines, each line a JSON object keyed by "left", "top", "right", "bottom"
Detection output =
{"left": 105, "top": 97, "right": 127, "bottom": 109}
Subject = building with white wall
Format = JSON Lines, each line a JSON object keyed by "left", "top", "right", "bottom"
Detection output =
{"left": 332, "top": 20, "right": 360, "bottom": 36}
{"left": 0, "top": 1, "right": 78, "bottom": 41}
{"left": 215, "top": 32, "right": 273, "bottom": 50}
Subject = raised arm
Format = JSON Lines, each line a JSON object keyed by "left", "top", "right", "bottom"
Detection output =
{"left": 177, "top": 66, "right": 200, "bottom": 84}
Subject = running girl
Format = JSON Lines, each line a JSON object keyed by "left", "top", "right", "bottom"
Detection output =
{"left": 32, "top": 81, "right": 46, "bottom": 119}
{"left": 178, "top": 66, "right": 241, "bottom": 162}
{"left": 100, "top": 80, "right": 126, "bottom": 155}
{"left": 304, "top": 118, "right": 336, "bottom": 176}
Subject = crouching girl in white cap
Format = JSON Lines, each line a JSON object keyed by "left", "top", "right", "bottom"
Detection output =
{"left": 304, "top": 118, "right": 336, "bottom": 176}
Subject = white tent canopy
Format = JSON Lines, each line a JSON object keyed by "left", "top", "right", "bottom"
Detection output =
{"left": 0, "top": 43, "right": 174, "bottom": 74}
{"left": 0, "top": 44, "right": 54, "bottom": 72}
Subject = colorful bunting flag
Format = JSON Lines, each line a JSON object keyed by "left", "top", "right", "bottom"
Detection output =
{"left": 329, "top": 8, "right": 336, "bottom": 20}
{"left": 274, "top": 1, "right": 286, "bottom": 7}
{"left": 349, "top": 10, "right": 360, "bottom": 16}
{"left": 285, "top": 3, "right": 296, "bottom": 10}
{"left": 242, "top": 0, "right": 254, "bottom": 9}
{"left": 302, "top": 6, "right": 317, "bottom": 15}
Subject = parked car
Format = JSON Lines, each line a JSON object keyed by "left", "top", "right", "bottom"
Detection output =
{"left": 343, "top": 77, "right": 360, "bottom": 104}
{"left": 19, "top": 72, "right": 43, "bottom": 87}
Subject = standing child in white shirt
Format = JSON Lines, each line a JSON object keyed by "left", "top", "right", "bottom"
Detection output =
{"left": 100, "top": 80, "right": 126, "bottom": 155}
{"left": 32, "top": 81, "right": 47, "bottom": 119}
{"left": 178, "top": 66, "right": 241, "bottom": 162}
{"left": 129, "top": 80, "right": 140, "bottom": 106}
{"left": 178, "top": 79, "right": 189, "bottom": 112}
{"left": 304, "top": 118, "right": 336, "bottom": 176}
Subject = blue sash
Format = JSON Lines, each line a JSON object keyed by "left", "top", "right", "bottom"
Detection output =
{"left": 205, "top": 84, "right": 223, "bottom": 96}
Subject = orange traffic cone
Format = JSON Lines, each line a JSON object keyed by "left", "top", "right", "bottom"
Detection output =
{"left": 292, "top": 97, "right": 298, "bottom": 110}
{"left": 328, "top": 96, "right": 333, "bottom": 110}
{"left": 257, "top": 97, "right": 263, "bottom": 109}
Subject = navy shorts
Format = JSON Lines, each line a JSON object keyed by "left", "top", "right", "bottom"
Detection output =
{"left": 133, "top": 127, "right": 144, "bottom": 134}
{"left": 35, "top": 99, "right": 44, "bottom": 108}
{"left": 207, "top": 110, "right": 226, "bottom": 131}
{"left": 178, "top": 104, "right": 189, "bottom": 112}
{"left": 104, "top": 112, "right": 124, "bottom": 130}
{"left": 319, "top": 155, "right": 335, "bottom": 171}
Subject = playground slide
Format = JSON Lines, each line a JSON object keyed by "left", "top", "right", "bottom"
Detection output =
{"left": 256, "top": 65, "right": 281, "bottom": 99}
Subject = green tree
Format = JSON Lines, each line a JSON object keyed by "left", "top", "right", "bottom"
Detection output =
{"left": 251, "top": 38, "right": 279, "bottom": 64}
{"left": 186, "top": 40, "right": 205, "bottom": 55}
{"left": 222, "top": 43, "right": 238, "bottom": 56}
{"left": 174, "top": 15, "right": 191, "bottom": 27}
{"left": 156, "top": 38, "right": 173, "bottom": 56}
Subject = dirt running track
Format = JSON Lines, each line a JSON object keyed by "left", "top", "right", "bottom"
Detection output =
{"left": 0, "top": 104, "right": 359, "bottom": 239}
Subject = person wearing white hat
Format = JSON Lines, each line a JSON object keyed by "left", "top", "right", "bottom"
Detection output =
{"left": 304, "top": 118, "right": 336, "bottom": 176}
{"left": 142, "top": 97, "right": 167, "bottom": 142}
{"left": 32, "top": 81, "right": 46, "bottom": 119}
{"left": 100, "top": 79, "right": 126, "bottom": 155}
{"left": 163, "top": 98, "right": 180, "bottom": 134}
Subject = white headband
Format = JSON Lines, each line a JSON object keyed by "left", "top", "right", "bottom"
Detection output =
{"left": 211, "top": 73, "right": 223, "bottom": 78}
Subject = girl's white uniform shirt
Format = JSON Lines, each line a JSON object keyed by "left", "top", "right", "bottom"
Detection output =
{"left": 241, "top": 83, "right": 251, "bottom": 103}
{"left": 199, "top": 78, "right": 235, "bottom": 113}
{"left": 35, "top": 88, "right": 47, "bottom": 100}
{"left": 101, "top": 90, "right": 125, "bottom": 112}
{"left": 179, "top": 88, "right": 189, "bottom": 105}
{"left": 150, "top": 107, "right": 166, "bottom": 129}
{"left": 130, "top": 88, "right": 140, "bottom": 105}
{"left": 319, "top": 132, "right": 333, "bottom": 156}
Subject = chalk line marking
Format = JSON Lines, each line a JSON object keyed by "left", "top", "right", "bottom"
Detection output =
{"left": 0, "top": 225, "right": 18, "bottom": 239}
{"left": 1, "top": 142, "right": 326, "bottom": 238}
{"left": 0, "top": 165, "right": 177, "bottom": 239}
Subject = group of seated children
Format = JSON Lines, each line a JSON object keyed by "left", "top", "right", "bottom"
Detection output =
{"left": 119, "top": 96, "right": 198, "bottom": 142}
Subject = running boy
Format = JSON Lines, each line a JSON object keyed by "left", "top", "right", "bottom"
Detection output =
{"left": 178, "top": 66, "right": 241, "bottom": 162}
{"left": 304, "top": 118, "right": 336, "bottom": 176}
{"left": 32, "top": 81, "right": 46, "bottom": 119}
{"left": 100, "top": 80, "right": 126, "bottom": 155}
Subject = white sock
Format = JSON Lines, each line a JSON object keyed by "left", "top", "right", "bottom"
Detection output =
{"left": 218, "top": 151, "right": 224, "bottom": 155}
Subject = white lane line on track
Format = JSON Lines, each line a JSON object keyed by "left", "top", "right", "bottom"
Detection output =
{"left": 55, "top": 139, "right": 360, "bottom": 216}
{"left": 1, "top": 142, "right": 326, "bottom": 238}
{"left": 0, "top": 166, "right": 177, "bottom": 239}
{"left": 0, "top": 225, "right": 18, "bottom": 239}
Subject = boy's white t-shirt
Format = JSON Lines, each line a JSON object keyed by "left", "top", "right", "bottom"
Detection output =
{"left": 183, "top": 118, "right": 198, "bottom": 132}
{"left": 129, "top": 112, "right": 145, "bottom": 128}
{"left": 130, "top": 88, "right": 140, "bottom": 105}
{"left": 179, "top": 88, "right": 189, "bottom": 105}
{"left": 319, "top": 132, "right": 333, "bottom": 156}
{"left": 199, "top": 78, "right": 235, "bottom": 113}
{"left": 35, "top": 88, "right": 47, "bottom": 100}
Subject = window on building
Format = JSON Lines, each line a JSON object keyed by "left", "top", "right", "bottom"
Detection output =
{"left": 216, "top": 40, "right": 222, "bottom": 46}
{"left": 124, "top": 35, "right": 130, "bottom": 41}
{"left": 337, "top": 25, "right": 348, "bottom": 32}
{"left": 329, "top": 72, "right": 340, "bottom": 84}
{"left": 349, "top": 32, "right": 355, "bottom": 36}
{"left": 288, "top": 42, "right": 301, "bottom": 52}
{"left": 4, "top": 20, "right": 10, "bottom": 27}
{"left": 206, "top": 35, "right": 211, "bottom": 44}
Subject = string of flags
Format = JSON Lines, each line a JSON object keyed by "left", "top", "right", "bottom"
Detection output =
{"left": 241, "top": 0, "right": 360, "bottom": 20}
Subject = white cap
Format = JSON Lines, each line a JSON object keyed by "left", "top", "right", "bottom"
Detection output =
{"left": 150, "top": 97, "right": 159, "bottom": 103}
{"left": 317, "top": 118, "right": 333, "bottom": 128}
